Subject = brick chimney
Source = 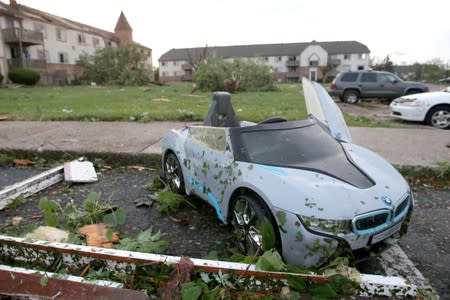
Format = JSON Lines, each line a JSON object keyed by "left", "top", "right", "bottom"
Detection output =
{"left": 10, "top": 0, "right": 19, "bottom": 9}
{"left": 114, "top": 11, "right": 133, "bottom": 46}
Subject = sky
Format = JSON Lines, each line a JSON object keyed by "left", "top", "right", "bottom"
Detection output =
{"left": 17, "top": 0, "right": 450, "bottom": 67}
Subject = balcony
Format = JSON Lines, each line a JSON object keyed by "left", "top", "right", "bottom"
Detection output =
{"left": 329, "top": 59, "right": 341, "bottom": 65}
{"left": 8, "top": 58, "right": 47, "bottom": 70}
{"left": 182, "top": 64, "right": 193, "bottom": 70}
{"left": 2, "top": 28, "right": 43, "bottom": 46}
{"left": 285, "top": 60, "right": 300, "bottom": 67}
{"left": 182, "top": 74, "right": 193, "bottom": 81}
{"left": 286, "top": 72, "right": 299, "bottom": 77}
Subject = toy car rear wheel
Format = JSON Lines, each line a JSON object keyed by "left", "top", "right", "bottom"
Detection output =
{"left": 343, "top": 90, "right": 360, "bottom": 104}
{"left": 163, "top": 152, "right": 185, "bottom": 194}
{"left": 231, "top": 194, "right": 278, "bottom": 255}
{"left": 426, "top": 106, "right": 450, "bottom": 129}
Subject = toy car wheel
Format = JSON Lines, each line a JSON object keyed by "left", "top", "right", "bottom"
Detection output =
{"left": 343, "top": 90, "right": 360, "bottom": 104}
{"left": 426, "top": 106, "right": 450, "bottom": 129}
{"left": 231, "top": 194, "right": 277, "bottom": 255}
{"left": 163, "top": 153, "right": 185, "bottom": 194}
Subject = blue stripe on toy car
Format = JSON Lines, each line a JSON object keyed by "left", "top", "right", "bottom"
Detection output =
{"left": 187, "top": 176, "right": 224, "bottom": 222}
{"left": 255, "top": 164, "right": 288, "bottom": 176}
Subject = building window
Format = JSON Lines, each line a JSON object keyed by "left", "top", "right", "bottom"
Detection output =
{"left": 33, "top": 23, "right": 47, "bottom": 38}
{"left": 344, "top": 54, "right": 351, "bottom": 60}
{"left": 173, "top": 61, "right": 177, "bottom": 66}
{"left": 173, "top": 71, "right": 177, "bottom": 76}
{"left": 37, "top": 50, "right": 49, "bottom": 61}
{"left": 288, "top": 66, "right": 297, "bottom": 73}
{"left": 78, "top": 33, "right": 86, "bottom": 44}
{"left": 56, "top": 27, "right": 66, "bottom": 42}
{"left": 58, "top": 52, "right": 69, "bottom": 63}
{"left": 288, "top": 56, "right": 297, "bottom": 61}
{"left": 278, "top": 56, "right": 282, "bottom": 62}
{"left": 329, "top": 55, "right": 338, "bottom": 61}
{"left": 161, "top": 62, "right": 166, "bottom": 66}
{"left": 358, "top": 65, "right": 364, "bottom": 70}
{"left": 92, "top": 37, "right": 100, "bottom": 47}
{"left": 263, "top": 57, "right": 269, "bottom": 62}
{"left": 309, "top": 60, "right": 319, "bottom": 67}
{"left": 359, "top": 53, "right": 367, "bottom": 59}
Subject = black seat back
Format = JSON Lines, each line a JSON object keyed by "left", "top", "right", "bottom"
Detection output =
{"left": 203, "top": 92, "right": 239, "bottom": 127}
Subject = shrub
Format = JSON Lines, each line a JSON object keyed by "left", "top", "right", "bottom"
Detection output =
{"left": 0, "top": 73, "right": 4, "bottom": 83}
{"left": 194, "top": 57, "right": 276, "bottom": 92}
{"left": 8, "top": 68, "right": 40, "bottom": 85}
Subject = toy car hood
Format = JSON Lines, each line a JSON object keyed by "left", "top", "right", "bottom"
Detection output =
{"left": 302, "top": 77, "right": 352, "bottom": 143}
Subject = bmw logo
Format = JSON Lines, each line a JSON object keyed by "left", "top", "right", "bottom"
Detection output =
{"left": 381, "top": 196, "right": 393, "bottom": 206}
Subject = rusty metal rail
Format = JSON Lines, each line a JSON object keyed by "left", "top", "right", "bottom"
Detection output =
{"left": 0, "top": 235, "right": 417, "bottom": 298}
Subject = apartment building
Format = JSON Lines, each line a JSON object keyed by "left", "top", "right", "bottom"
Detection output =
{"left": 0, "top": 0, "right": 152, "bottom": 84}
{"left": 159, "top": 41, "right": 370, "bottom": 83}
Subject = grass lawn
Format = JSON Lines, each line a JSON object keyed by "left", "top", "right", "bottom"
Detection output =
{"left": 0, "top": 83, "right": 390, "bottom": 127}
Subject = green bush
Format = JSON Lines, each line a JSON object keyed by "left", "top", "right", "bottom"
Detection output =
{"left": 195, "top": 57, "right": 275, "bottom": 92}
{"left": 0, "top": 73, "right": 4, "bottom": 83}
{"left": 8, "top": 68, "right": 40, "bottom": 85}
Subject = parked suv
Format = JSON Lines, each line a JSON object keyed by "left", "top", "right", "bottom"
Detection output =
{"left": 329, "top": 71, "right": 429, "bottom": 104}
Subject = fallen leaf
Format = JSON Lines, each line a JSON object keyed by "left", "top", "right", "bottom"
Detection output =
{"left": 13, "top": 159, "right": 35, "bottom": 166}
{"left": 78, "top": 223, "right": 119, "bottom": 248}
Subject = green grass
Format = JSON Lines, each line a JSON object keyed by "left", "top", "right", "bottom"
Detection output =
{"left": 0, "top": 83, "right": 391, "bottom": 127}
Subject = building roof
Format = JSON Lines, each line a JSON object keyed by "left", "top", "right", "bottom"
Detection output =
{"left": 159, "top": 41, "right": 370, "bottom": 61}
{"left": 0, "top": 1, "right": 149, "bottom": 50}
{"left": 0, "top": 1, "right": 117, "bottom": 41}
{"left": 114, "top": 11, "right": 132, "bottom": 31}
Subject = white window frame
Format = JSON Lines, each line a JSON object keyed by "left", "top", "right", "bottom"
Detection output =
{"left": 56, "top": 27, "right": 66, "bottom": 42}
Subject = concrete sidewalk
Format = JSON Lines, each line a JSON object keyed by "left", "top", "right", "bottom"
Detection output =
{"left": 0, "top": 121, "right": 449, "bottom": 167}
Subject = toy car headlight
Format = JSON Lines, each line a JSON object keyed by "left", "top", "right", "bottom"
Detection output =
{"left": 299, "top": 215, "right": 351, "bottom": 234}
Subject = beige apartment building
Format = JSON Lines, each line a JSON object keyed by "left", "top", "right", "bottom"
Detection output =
{"left": 0, "top": 0, "right": 152, "bottom": 84}
{"left": 159, "top": 41, "right": 370, "bottom": 83}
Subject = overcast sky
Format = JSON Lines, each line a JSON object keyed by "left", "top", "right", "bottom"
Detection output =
{"left": 18, "top": 0, "right": 450, "bottom": 67}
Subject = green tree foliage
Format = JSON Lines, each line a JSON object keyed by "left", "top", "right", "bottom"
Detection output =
{"left": 8, "top": 68, "right": 40, "bottom": 85}
{"left": 76, "top": 44, "right": 151, "bottom": 85}
{"left": 411, "top": 58, "right": 447, "bottom": 82}
{"left": 372, "top": 55, "right": 394, "bottom": 73}
{"left": 194, "top": 57, "right": 231, "bottom": 91}
{"left": 194, "top": 57, "right": 275, "bottom": 92}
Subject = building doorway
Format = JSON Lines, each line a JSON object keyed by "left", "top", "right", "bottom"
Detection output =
{"left": 309, "top": 68, "right": 317, "bottom": 81}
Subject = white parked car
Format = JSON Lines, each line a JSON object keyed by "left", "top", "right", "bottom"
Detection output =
{"left": 390, "top": 87, "right": 450, "bottom": 129}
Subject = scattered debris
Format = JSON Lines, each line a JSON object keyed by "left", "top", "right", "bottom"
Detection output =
{"left": 11, "top": 216, "right": 23, "bottom": 227}
{"left": 0, "top": 164, "right": 64, "bottom": 210}
{"left": 152, "top": 97, "right": 169, "bottom": 102}
{"left": 0, "top": 115, "right": 8, "bottom": 121}
{"left": 24, "top": 226, "right": 69, "bottom": 242}
{"left": 62, "top": 108, "right": 73, "bottom": 113}
{"left": 64, "top": 160, "right": 98, "bottom": 183}
{"left": 13, "top": 159, "right": 35, "bottom": 166}
{"left": 78, "top": 223, "right": 119, "bottom": 248}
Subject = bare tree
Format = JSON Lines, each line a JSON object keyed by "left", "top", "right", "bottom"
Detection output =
{"left": 185, "top": 44, "right": 208, "bottom": 71}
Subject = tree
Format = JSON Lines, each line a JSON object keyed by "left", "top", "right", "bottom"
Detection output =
{"left": 194, "top": 57, "right": 275, "bottom": 93}
{"left": 372, "top": 55, "right": 394, "bottom": 73}
{"left": 76, "top": 44, "right": 151, "bottom": 85}
{"left": 411, "top": 58, "right": 446, "bottom": 82}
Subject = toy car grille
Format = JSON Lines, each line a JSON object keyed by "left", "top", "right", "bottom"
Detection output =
{"left": 354, "top": 212, "right": 390, "bottom": 232}
{"left": 394, "top": 195, "right": 410, "bottom": 221}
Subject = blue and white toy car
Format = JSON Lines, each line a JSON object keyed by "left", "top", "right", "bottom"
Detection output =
{"left": 162, "top": 78, "right": 413, "bottom": 268}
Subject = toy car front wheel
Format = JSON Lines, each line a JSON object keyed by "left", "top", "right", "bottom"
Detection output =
{"left": 163, "top": 152, "right": 185, "bottom": 194}
{"left": 231, "top": 194, "right": 278, "bottom": 255}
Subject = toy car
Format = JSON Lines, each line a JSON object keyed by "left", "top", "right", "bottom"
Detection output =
{"left": 162, "top": 78, "right": 413, "bottom": 267}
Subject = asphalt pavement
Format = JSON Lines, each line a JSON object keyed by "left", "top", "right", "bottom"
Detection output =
{"left": 0, "top": 121, "right": 449, "bottom": 167}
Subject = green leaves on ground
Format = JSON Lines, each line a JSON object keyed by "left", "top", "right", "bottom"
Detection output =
{"left": 255, "top": 249, "right": 286, "bottom": 272}
{"left": 154, "top": 190, "right": 193, "bottom": 213}
{"left": 259, "top": 218, "right": 276, "bottom": 251}
{"left": 38, "top": 192, "right": 122, "bottom": 230}
{"left": 116, "top": 227, "right": 169, "bottom": 253}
